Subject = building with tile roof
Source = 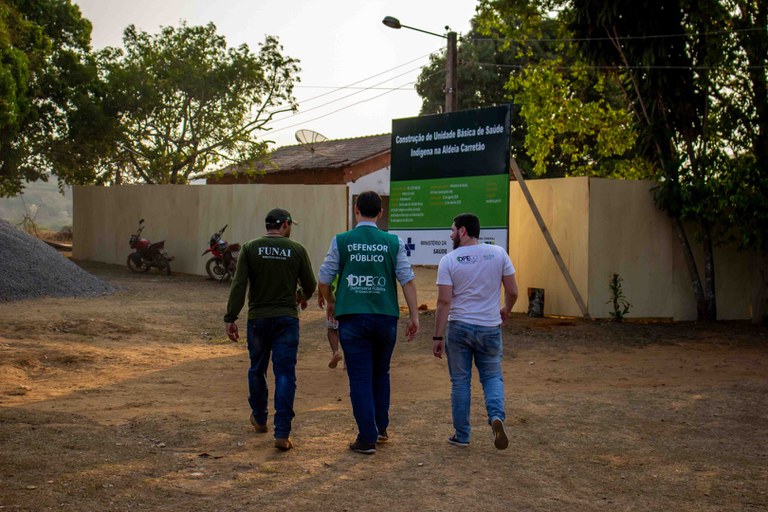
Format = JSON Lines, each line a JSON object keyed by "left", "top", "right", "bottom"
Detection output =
{"left": 206, "top": 133, "right": 391, "bottom": 185}
{"left": 206, "top": 133, "right": 393, "bottom": 228}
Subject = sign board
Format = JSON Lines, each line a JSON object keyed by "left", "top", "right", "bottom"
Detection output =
{"left": 389, "top": 105, "right": 511, "bottom": 264}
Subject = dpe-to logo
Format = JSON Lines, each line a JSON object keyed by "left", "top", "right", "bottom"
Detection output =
{"left": 456, "top": 255, "right": 479, "bottom": 264}
{"left": 346, "top": 274, "right": 386, "bottom": 287}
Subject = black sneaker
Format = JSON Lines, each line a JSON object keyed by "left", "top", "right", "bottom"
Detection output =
{"left": 491, "top": 418, "right": 509, "bottom": 450}
{"left": 447, "top": 435, "right": 470, "bottom": 448}
{"left": 349, "top": 440, "right": 376, "bottom": 454}
{"left": 377, "top": 430, "right": 388, "bottom": 443}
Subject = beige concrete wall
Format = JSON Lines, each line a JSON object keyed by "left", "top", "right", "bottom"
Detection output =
{"left": 588, "top": 179, "right": 763, "bottom": 320}
{"left": 73, "top": 184, "right": 347, "bottom": 277}
{"left": 508, "top": 176, "right": 763, "bottom": 321}
{"left": 508, "top": 177, "right": 590, "bottom": 317}
{"left": 587, "top": 179, "right": 694, "bottom": 319}
{"left": 686, "top": 230, "right": 764, "bottom": 321}
{"left": 74, "top": 180, "right": 761, "bottom": 321}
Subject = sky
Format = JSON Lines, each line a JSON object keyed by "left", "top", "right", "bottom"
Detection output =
{"left": 72, "top": 0, "right": 479, "bottom": 149}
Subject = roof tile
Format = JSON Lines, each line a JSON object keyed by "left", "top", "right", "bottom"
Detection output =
{"left": 224, "top": 133, "right": 391, "bottom": 175}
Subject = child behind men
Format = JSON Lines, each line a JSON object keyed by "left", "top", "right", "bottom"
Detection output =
{"left": 318, "top": 275, "right": 342, "bottom": 368}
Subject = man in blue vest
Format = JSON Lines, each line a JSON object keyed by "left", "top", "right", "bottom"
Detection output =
{"left": 318, "top": 191, "right": 419, "bottom": 454}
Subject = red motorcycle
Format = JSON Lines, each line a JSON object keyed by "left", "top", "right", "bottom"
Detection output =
{"left": 202, "top": 224, "right": 240, "bottom": 281}
{"left": 127, "top": 219, "right": 174, "bottom": 275}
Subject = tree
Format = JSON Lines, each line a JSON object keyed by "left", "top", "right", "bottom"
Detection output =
{"left": 446, "top": 0, "right": 766, "bottom": 320}
{"left": 569, "top": 0, "right": 768, "bottom": 320}
{"left": 0, "top": 0, "right": 96, "bottom": 197}
{"left": 415, "top": 20, "right": 515, "bottom": 114}
{"left": 414, "top": 19, "right": 531, "bottom": 175}
{"left": 95, "top": 22, "right": 300, "bottom": 184}
{"left": 418, "top": 1, "right": 652, "bottom": 179}
{"left": 716, "top": 0, "right": 768, "bottom": 254}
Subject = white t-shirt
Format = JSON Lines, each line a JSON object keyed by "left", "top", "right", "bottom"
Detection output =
{"left": 436, "top": 243, "right": 515, "bottom": 327}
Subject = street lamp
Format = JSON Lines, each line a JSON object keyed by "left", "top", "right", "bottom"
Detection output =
{"left": 382, "top": 16, "right": 458, "bottom": 113}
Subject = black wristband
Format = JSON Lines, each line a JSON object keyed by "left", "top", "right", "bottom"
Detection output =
{"left": 432, "top": 336, "right": 443, "bottom": 341}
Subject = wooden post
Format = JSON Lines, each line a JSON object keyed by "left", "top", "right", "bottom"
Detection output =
{"left": 510, "top": 159, "right": 591, "bottom": 320}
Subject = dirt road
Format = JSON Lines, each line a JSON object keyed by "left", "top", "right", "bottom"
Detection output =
{"left": 1, "top": 261, "right": 766, "bottom": 511}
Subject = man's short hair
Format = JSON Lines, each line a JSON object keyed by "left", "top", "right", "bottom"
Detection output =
{"left": 453, "top": 213, "right": 480, "bottom": 238}
{"left": 356, "top": 191, "right": 382, "bottom": 218}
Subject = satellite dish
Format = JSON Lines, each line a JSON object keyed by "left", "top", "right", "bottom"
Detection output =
{"left": 295, "top": 129, "right": 329, "bottom": 153}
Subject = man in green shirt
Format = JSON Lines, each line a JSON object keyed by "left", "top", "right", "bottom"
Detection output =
{"left": 225, "top": 208, "right": 316, "bottom": 452}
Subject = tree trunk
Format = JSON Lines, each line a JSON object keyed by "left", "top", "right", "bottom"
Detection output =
{"left": 754, "top": 259, "right": 768, "bottom": 325}
{"left": 701, "top": 220, "right": 717, "bottom": 321}
{"left": 670, "top": 215, "right": 707, "bottom": 321}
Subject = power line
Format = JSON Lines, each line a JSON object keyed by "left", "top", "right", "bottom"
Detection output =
{"left": 294, "top": 51, "right": 439, "bottom": 107}
{"left": 472, "top": 61, "right": 767, "bottom": 71}
{"left": 254, "top": 51, "right": 439, "bottom": 135}
{"left": 253, "top": 23, "right": 767, "bottom": 142}
{"left": 470, "top": 26, "right": 766, "bottom": 44}
{"left": 286, "top": 65, "right": 427, "bottom": 117}
{"left": 257, "top": 69, "right": 444, "bottom": 139}
{"left": 257, "top": 54, "right": 443, "bottom": 137}
{"left": 255, "top": 82, "right": 409, "bottom": 139}
{"left": 258, "top": 64, "right": 426, "bottom": 137}
{"left": 296, "top": 85, "right": 413, "bottom": 91}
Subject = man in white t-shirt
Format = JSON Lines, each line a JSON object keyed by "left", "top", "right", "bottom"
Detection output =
{"left": 433, "top": 213, "right": 518, "bottom": 449}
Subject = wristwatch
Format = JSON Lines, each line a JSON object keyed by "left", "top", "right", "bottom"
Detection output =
{"left": 432, "top": 336, "right": 443, "bottom": 341}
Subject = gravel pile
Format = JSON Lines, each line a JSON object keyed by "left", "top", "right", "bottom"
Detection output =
{"left": 0, "top": 220, "right": 115, "bottom": 302}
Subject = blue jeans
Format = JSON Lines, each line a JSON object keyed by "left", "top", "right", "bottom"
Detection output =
{"left": 338, "top": 314, "right": 398, "bottom": 444}
{"left": 445, "top": 320, "right": 505, "bottom": 443}
{"left": 246, "top": 316, "right": 300, "bottom": 439}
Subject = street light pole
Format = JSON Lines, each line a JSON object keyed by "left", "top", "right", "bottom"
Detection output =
{"left": 445, "top": 31, "right": 457, "bottom": 113}
{"left": 382, "top": 16, "right": 458, "bottom": 113}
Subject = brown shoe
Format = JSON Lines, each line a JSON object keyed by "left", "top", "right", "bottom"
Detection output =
{"left": 274, "top": 438, "right": 294, "bottom": 451}
{"left": 491, "top": 418, "right": 508, "bottom": 450}
{"left": 250, "top": 414, "right": 268, "bottom": 434}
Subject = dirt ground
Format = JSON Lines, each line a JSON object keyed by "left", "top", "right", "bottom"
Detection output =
{"left": 1, "top": 259, "right": 767, "bottom": 512}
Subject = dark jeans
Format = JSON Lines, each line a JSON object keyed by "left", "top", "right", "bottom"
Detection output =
{"left": 246, "top": 316, "right": 300, "bottom": 439}
{"left": 338, "top": 314, "right": 398, "bottom": 444}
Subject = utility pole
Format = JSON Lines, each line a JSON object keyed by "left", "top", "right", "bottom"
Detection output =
{"left": 383, "top": 16, "right": 458, "bottom": 113}
{"left": 445, "top": 30, "right": 458, "bottom": 113}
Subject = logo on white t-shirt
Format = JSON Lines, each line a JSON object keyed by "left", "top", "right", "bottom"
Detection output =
{"left": 456, "top": 255, "right": 479, "bottom": 264}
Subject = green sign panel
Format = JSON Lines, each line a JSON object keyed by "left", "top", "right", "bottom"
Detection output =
{"left": 389, "top": 106, "right": 512, "bottom": 264}
{"left": 390, "top": 174, "right": 508, "bottom": 229}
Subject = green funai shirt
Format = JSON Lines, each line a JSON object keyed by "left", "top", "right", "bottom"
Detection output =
{"left": 225, "top": 235, "right": 316, "bottom": 321}
{"left": 334, "top": 225, "right": 400, "bottom": 317}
